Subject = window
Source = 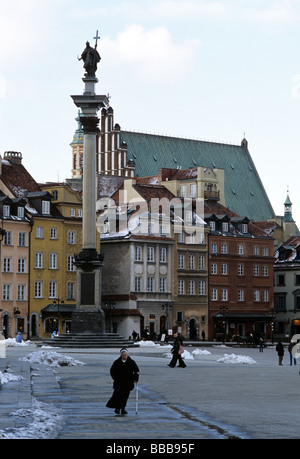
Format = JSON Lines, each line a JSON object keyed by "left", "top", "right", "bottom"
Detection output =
{"left": 238, "top": 264, "right": 244, "bottom": 276}
{"left": 78, "top": 209, "right": 83, "bottom": 218}
{"left": 180, "top": 185, "right": 187, "bottom": 197}
{"left": 254, "top": 265, "right": 259, "bottom": 276}
{"left": 135, "top": 246, "right": 142, "bottom": 261}
{"left": 296, "top": 274, "right": 300, "bottom": 285}
{"left": 160, "top": 277, "right": 167, "bottom": 292}
{"left": 221, "top": 289, "right": 228, "bottom": 301}
{"left": 237, "top": 245, "right": 244, "bottom": 255}
{"left": 221, "top": 264, "right": 228, "bottom": 275}
{"left": 18, "top": 285, "right": 26, "bottom": 301}
{"left": 50, "top": 227, "right": 57, "bottom": 239}
{"left": 211, "top": 263, "right": 217, "bottom": 275}
{"left": 52, "top": 190, "right": 58, "bottom": 200}
{"left": 277, "top": 274, "right": 285, "bottom": 286}
{"left": 3, "top": 205, "right": 10, "bottom": 217}
{"left": 49, "top": 253, "right": 57, "bottom": 269}
{"left": 199, "top": 280, "right": 206, "bottom": 296}
{"left": 263, "top": 266, "right": 268, "bottom": 277}
{"left": 3, "top": 258, "right": 12, "bottom": 273}
{"left": 36, "top": 226, "right": 43, "bottom": 238}
{"left": 199, "top": 255, "right": 205, "bottom": 271}
{"left": 147, "top": 247, "right": 155, "bottom": 262}
{"left": 189, "top": 255, "right": 195, "bottom": 270}
{"left": 263, "top": 290, "right": 269, "bottom": 302}
{"left": 34, "top": 281, "right": 43, "bottom": 298}
{"left": 178, "top": 254, "right": 185, "bottom": 269}
{"left": 178, "top": 280, "right": 185, "bottom": 295}
{"left": 67, "top": 255, "right": 75, "bottom": 272}
{"left": 70, "top": 208, "right": 76, "bottom": 217}
{"left": 221, "top": 243, "right": 228, "bottom": 254}
{"left": 238, "top": 289, "right": 244, "bottom": 301}
{"left": 188, "top": 280, "right": 195, "bottom": 295}
{"left": 254, "top": 290, "right": 260, "bottom": 302}
{"left": 67, "top": 282, "right": 75, "bottom": 300}
{"left": 190, "top": 184, "right": 197, "bottom": 198}
{"left": 19, "top": 232, "right": 26, "bottom": 246}
{"left": 135, "top": 277, "right": 142, "bottom": 292}
{"left": 4, "top": 231, "right": 12, "bottom": 245}
{"left": 211, "top": 288, "right": 218, "bottom": 301}
{"left": 35, "top": 253, "right": 43, "bottom": 269}
{"left": 17, "top": 207, "right": 24, "bottom": 218}
{"left": 42, "top": 200, "right": 50, "bottom": 215}
{"left": 160, "top": 247, "right": 167, "bottom": 263}
{"left": 253, "top": 246, "right": 259, "bottom": 256}
{"left": 3, "top": 284, "right": 11, "bottom": 300}
{"left": 263, "top": 247, "right": 269, "bottom": 256}
{"left": 178, "top": 233, "right": 185, "bottom": 243}
{"left": 68, "top": 231, "right": 76, "bottom": 244}
{"left": 147, "top": 277, "right": 155, "bottom": 292}
{"left": 49, "top": 281, "right": 57, "bottom": 298}
{"left": 222, "top": 222, "right": 229, "bottom": 232}
{"left": 18, "top": 258, "right": 26, "bottom": 273}
{"left": 242, "top": 224, "right": 248, "bottom": 233}
{"left": 210, "top": 221, "right": 216, "bottom": 231}
{"left": 211, "top": 243, "right": 217, "bottom": 254}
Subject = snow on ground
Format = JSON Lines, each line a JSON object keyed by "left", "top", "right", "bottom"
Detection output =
{"left": 20, "top": 350, "right": 87, "bottom": 367}
{"left": 0, "top": 371, "right": 23, "bottom": 385}
{"left": 0, "top": 398, "right": 64, "bottom": 439}
{"left": 5, "top": 338, "right": 31, "bottom": 347}
{"left": 217, "top": 353, "right": 257, "bottom": 364}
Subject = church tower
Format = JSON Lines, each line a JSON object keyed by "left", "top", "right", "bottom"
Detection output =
{"left": 283, "top": 190, "right": 297, "bottom": 240}
{"left": 71, "top": 111, "right": 84, "bottom": 179}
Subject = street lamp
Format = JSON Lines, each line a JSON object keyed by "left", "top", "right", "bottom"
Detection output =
{"left": 220, "top": 306, "right": 229, "bottom": 343}
{"left": 52, "top": 299, "right": 64, "bottom": 334}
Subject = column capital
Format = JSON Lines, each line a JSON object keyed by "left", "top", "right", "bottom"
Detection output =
{"left": 80, "top": 116, "right": 99, "bottom": 134}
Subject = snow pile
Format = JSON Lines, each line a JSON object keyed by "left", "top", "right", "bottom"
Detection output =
{"left": 0, "top": 398, "right": 64, "bottom": 439}
{"left": 0, "top": 371, "right": 23, "bottom": 385}
{"left": 163, "top": 349, "right": 194, "bottom": 360}
{"left": 217, "top": 353, "right": 257, "bottom": 365}
{"left": 192, "top": 349, "right": 211, "bottom": 356}
{"left": 135, "top": 340, "right": 160, "bottom": 347}
{"left": 5, "top": 338, "right": 31, "bottom": 347}
{"left": 20, "top": 350, "right": 86, "bottom": 367}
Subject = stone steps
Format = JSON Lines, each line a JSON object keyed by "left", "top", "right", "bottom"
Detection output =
{"left": 39, "top": 333, "right": 137, "bottom": 349}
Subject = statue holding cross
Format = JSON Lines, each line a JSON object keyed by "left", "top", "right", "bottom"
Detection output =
{"left": 79, "top": 31, "right": 101, "bottom": 78}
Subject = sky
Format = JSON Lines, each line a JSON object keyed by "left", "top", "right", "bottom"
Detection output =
{"left": 1, "top": 0, "right": 300, "bottom": 224}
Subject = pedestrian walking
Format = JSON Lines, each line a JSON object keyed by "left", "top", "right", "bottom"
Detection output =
{"left": 259, "top": 336, "right": 264, "bottom": 352}
{"left": 276, "top": 340, "right": 284, "bottom": 365}
{"left": 288, "top": 339, "right": 297, "bottom": 366}
{"left": 106, "top": 348, "right": 140, "bottom": 415}
{"left": 168, "top": 333, "right": 186, "bottom": 368}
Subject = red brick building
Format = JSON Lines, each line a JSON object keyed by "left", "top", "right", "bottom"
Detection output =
{"left": 205, "top": 203, "right": 275, "bottom": 342}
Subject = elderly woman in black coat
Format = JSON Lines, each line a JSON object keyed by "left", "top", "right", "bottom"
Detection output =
{"left": 106, "top": 348, "right": 140, "bottom": 415}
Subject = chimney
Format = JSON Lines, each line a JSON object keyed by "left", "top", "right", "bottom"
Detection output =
{"left": 4, "top": 151, "right": 23, "bottom": 165}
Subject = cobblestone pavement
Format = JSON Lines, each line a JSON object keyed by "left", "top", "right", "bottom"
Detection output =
{"left": 0, "top": 343, "right": 299, "bottom": 440}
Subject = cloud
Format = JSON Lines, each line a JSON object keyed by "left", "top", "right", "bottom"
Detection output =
{"left": 101, "top": 25, "right": 201, "bottom": 83}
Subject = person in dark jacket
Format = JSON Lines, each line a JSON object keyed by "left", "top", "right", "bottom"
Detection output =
{"left": 168, "top": 333, "right": 186, "bottom": 368}
{"left": 106, "top": 348, "right": 139, "bottom": 415}
{"left": 276, "top": 340, "right": 284, "bottom": 365}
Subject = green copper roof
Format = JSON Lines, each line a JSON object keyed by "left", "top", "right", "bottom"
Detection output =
{"left": 121, "top": 132, "right": 275, "bottom": 222}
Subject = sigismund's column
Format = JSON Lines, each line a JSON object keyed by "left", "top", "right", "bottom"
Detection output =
{"left": 70, "top": 34, "right": 108, "bottom": 333}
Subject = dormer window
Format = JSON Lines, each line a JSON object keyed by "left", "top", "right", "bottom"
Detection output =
{"left": 3, "top": 205, "right": 10, "bottom": 217}
{"left": 222, "top": 222, "right": 229, "bottom": 232}
{"left": 242, "top": 223, "right": 248, "bottom": 233}
{"left": 17, "top": 207, "right": 24, "bottom": 218}
{"left": 210, "top": 221, "right": 216, "bottom": 231}
{"left": 42, "top": 200, "right": 50, "bottom": 215}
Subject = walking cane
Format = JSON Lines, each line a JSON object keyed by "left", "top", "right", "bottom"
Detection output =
{"left": 135, "top": 383, "right": 139, "bottom": 415}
